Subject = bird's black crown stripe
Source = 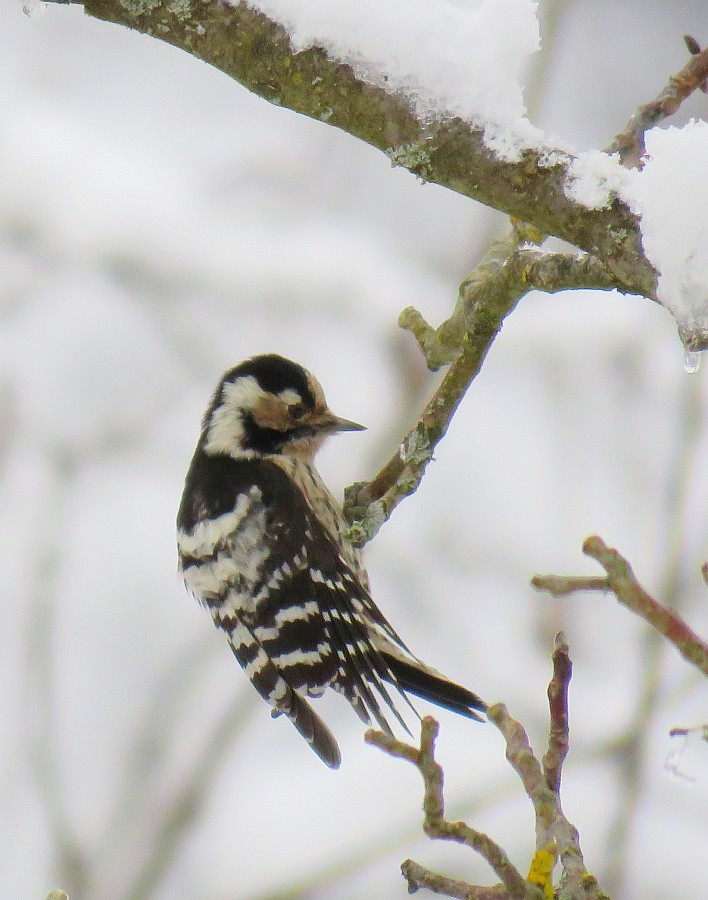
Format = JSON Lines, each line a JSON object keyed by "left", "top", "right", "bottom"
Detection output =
{"left": 226, "top": 354, "right": 315, "bottom": 407}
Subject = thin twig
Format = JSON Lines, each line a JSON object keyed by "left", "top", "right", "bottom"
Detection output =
{"left": 530, "top": 575, "right": 609, "bottom": 596}
{"left": 533, "top": 531, "right": 708, "bottom": 889}
{"left": 367, "top": 638, "right": 606, "bottom": 900}
{"left": 344, "top": 331, "right": 502, "bottom": 545}
{"left": 343, "top": 239, "right": 623, "bottom": 544}
{"left": 486, "top": 702, "right": 558, "bottom": 889}
{"left": 669, "top": 725, "right": 708, "bottom": 741}
{"left": 542, "top": 634, "right": 571, "bottom": 795}
{"left": 401, "top": 859, "right": 509, "bottom": 898}
{"left": 533, "top": 537, "right": 708, "bottom": 679}
{"left": 488, "top": 652, "right": 601, "bottom": 900}
{"left": 584, "top": 535, "right": 708, "bottom": 679}
{"left": 366, "top": 720, "right": 533, "bottom": 899}
{"left": 607, "top": 35, "right": 708, "bottom": 166}
{"left": 401, "top": 246, "right": 625, "bottom": 371}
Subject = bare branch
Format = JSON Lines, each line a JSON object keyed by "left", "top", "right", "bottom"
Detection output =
{"left": 401, "top": 859, "right": 509, "bottom": 899}
{"left": 367, "top": 638, "right": 608, "bottom": 899}
{"left": 542, "top": 634, "right": 571, "bottom": 795}
{"left": 344, "top": 237, "right": 624, "bottom": 542}
{"left": 400, "top": 244, "right": 627, "bottom": 371}
{"left": 366, "top": 720, "right": 533, "bottom": 899}
{"left": 487, "top": 701, "right": 602, "bottom": 900}
{"left": 608, "top": 36, "right": 708, "bottom": 167}
{"left": 530, "top": 575, "right": 610, "bottom": 596}
{"left": 533, "top": 536, "right": 708, "bottom": 680}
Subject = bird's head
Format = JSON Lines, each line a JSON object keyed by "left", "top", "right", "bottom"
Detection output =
{"left": 201, "top": 354, "right": 365, "bottom": 460}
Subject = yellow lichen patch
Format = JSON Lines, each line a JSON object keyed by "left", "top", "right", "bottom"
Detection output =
{"left": 527, "top": 845, "right": 557, "bottom": 899}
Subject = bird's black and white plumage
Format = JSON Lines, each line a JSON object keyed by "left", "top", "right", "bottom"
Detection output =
{"left": 177, "top": 354, "right": 486, "bottom": 768}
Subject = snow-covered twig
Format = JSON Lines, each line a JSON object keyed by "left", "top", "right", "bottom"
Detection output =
{"left": 42, "top": 1, "right": 708, "bottom": 551}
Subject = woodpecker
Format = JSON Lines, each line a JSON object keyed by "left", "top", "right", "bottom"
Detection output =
{"left": 177, "top": 354, "right": 486, "bottom": 768}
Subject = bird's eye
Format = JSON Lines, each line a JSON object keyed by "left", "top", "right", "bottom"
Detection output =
{"left": 289, "top": 402, "right": 307, "bottom": 421}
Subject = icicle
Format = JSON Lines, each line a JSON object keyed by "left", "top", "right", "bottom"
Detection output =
{"left": 683, "top": 350, "right": 702, "bottom": 374}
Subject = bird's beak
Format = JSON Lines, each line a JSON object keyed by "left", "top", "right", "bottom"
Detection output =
{"left": 320, "top": 413, "right": 366, "bottom": 433}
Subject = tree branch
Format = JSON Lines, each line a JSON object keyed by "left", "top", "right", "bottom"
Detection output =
{"left": 43, "top": 2, "right": 708, "bottom": 548}
{"left": 400, "top": 859, "right": 509, "bottom": 899}
{"left": 48, "top": 0, "right": 655, "bottom": 300}
{"left": 366, "top": 640, "right": 607, "bottom": 899}
{"left": 542, "top": 634, "right": 571, "bottom": 796}
{"left": 366, "top": 719, "right": 536, "bottom": 899}
{"left": 532, "top": 535, "right": 708, "bottom": 679}
{"left": 608, "top": 35, "right": 708, "bottom": 167}
{"left": 343, "top": 236, "right": 622, "bottom": 542}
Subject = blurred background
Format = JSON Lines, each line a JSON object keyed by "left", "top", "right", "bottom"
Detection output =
{"left": 1, "top": 1, "right": 707, "bottom": 898}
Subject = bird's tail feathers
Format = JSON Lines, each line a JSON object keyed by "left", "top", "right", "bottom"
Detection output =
{"left": 382, "top": 652, "right": 487, "bottom": 722}
{"left": 229, "top": 633, "right": 342, "bottom": 769}
{"left": 275, "top": 688, "right": 342, "bottom": 769}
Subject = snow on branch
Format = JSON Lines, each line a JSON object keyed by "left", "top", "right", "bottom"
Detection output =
{"left": 50, "top": 0, "right": 654, "bottom": 299}
{"left": 44, "top": 0, "right": 708, "bottom": 546}
{"left": 48, "top": 1, "right": 708, "bottom": 350}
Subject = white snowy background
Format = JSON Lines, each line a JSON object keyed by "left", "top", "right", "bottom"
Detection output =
{"left": 1, "top": 1, "right": 707, "bottom": 899}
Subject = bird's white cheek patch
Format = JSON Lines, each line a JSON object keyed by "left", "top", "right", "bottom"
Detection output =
{"left": 205, "top": 377, "right": 265, "bottom": 456}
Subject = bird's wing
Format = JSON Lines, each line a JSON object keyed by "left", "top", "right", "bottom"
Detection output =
{"left": 224, "top": 460, "right": 415, "bottom": 737}
{"left": 209, "top": 459, "right": 479, "bottom": 737}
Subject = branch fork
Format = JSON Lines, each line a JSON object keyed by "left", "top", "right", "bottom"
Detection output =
{"left": 366, "top": 639, "right": 606, "bottom": 899}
